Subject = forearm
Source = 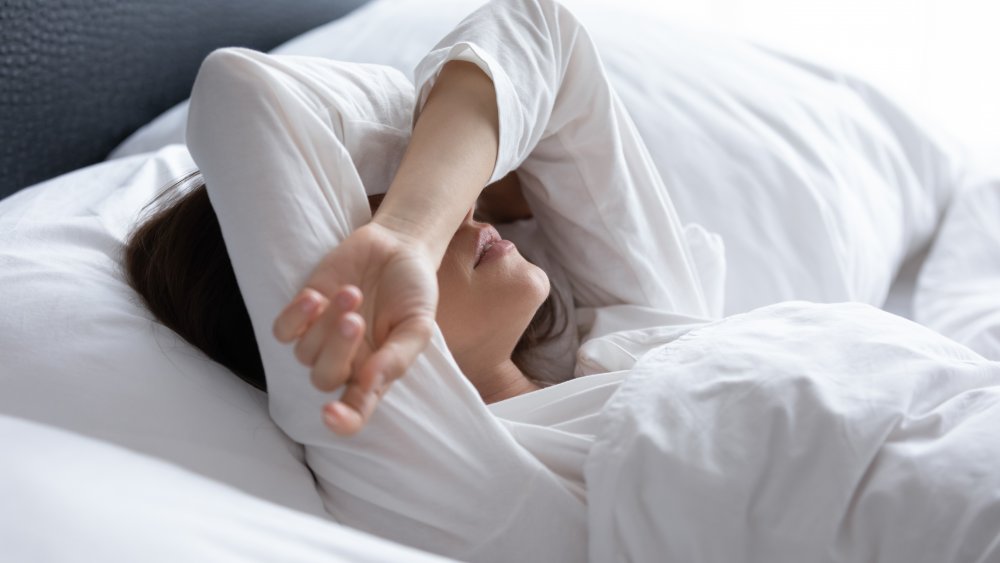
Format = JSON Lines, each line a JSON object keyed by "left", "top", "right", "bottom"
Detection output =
{"left": 371, "top": 60, "right": 499, "bottom": 264}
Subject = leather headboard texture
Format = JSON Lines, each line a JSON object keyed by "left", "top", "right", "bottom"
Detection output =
{"left": 0, "top": 0, "right": 371, "bottom": 200}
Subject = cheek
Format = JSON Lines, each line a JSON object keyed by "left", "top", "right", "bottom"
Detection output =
{"left": 435, "top": 253, "right": 549, "bottom": 355}
{"left": 434, "top": 259, "right": 478, "bottom": 348}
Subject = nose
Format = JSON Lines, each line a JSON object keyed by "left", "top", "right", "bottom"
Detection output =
{"left": 456, "top": 205, "right": 493, "bottom": 241}
{"left": 452, "top": 205, "right": 479, "bottom": 241}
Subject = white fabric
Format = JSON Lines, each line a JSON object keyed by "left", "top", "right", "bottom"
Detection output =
{"left": 914, "top": 174, "right": 1000, "bottom": 359}
{"left": 488, "top": 304, "right": 712, "bottom": 498}
{"left": 488, "top": 370, "right": 627, "bottom": 501}
{"left": 586, "top": 301, "right": 1000, "bottom": 562}
{"left": 184, "top": 0, "right": 715, "bottom": 559}
{"left": 0, "top": 414, "right": 451, "bottom": 563}
{"left": 109, "top": 0, "right": 970, "bottom": 319}
{"left": 6, "top": 0, "right": 989, "bottom": 559}
{"left": 0, "top": 146, "right": 329, "bottom": 518}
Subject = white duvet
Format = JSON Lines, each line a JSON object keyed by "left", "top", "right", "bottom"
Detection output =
{"left": 915, "top": 176, "right": 1000, "bottom": 362}
{"left": 586, "top": 301, "right": 1000, "bottom": 562}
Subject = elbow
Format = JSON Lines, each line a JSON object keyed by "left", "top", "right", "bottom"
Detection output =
{"left": 186, "top": 47, "right": 272, "bottom": 157}
{"left": 189, "top": 47, "right": 263, "bottom": 110}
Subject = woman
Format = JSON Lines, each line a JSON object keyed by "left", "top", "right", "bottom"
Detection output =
{"left": 126, "top": 3, "right": 710, "bottom": 553}
{"left": 127, "top": 0, "right": 719, "bottom": 436}
{"left": 126, "top": 165, "right": 567, "bottom": 401}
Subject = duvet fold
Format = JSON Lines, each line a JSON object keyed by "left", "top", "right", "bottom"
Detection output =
{"left": 586, "top": 301, "right": 1000, "bottom": 563}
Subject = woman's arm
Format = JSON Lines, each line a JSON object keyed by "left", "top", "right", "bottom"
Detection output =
{"left": 410, "top": 0, "right": 715, "bottom": 315}
{"left": 371, "top": 59, "right": 500, "bottom": 264}
{"left": 279, "top": 0, "right": 716, "bottom": 433}
{"left": 272, "top": 58, "right": 508, "bottom": 434}
{"left": 187, "top": 48, "right": 588, "bottom": 557}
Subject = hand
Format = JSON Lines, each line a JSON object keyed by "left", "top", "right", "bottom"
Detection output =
{"left": 272, "top": 222, "right": 438, "bottom": 435}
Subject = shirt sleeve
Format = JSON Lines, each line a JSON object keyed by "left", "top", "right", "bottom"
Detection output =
{"left": 412, "top": 0, "right": 716, "bottom": 317}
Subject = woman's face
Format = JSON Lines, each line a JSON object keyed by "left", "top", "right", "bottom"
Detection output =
{"left": 434, "top": 206, "right": 550, "bottom": 373}
{"left": 367, "top": 196, "right": 549, "bottom": 373}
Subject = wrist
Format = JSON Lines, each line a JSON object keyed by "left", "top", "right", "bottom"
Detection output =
{"left": 370, "top": 212, "right": 448, "bottom": 266}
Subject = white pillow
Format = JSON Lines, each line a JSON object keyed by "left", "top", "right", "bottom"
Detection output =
{"left": 0, "top": 145, "right": 328, "bottom": 518}
{"left": 109, "top": 0, "right": 971, "bottom": 316}
{"left": 0, "top": 414, "right": 448, "bottom": 563}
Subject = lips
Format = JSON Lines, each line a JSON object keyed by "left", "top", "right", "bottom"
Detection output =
{"left": 473, "top": 225, "right": 502, "bottom": 268}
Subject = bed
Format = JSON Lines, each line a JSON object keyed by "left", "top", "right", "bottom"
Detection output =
{"left": 3, "top": 0, "right": 1000, "bottom": 561}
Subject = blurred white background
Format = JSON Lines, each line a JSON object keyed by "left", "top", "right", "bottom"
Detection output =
{"left": 639, "top": 0, "right": 999, "bottom": 169}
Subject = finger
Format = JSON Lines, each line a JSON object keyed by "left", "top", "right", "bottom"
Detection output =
{"left": 322, "top": 370, "right": 385, "bottom": 435}
{"left": 309, "top": 312, "right": 365, "bottom": 392}
{"left": 366, "top": 317, "right": 435, "bottom": 385}
{"left": 273, "top": 288, "right": 328, "bottom": 343}
{"left": 333, "top": 284, "right": 363, "bottom": 313}
{"left": 293, "top": 307, "right": 350, "bottom": 367}
{"left": 321, "top": 354, "right": 395, "bottom": 435}
{"left": 283, "top": 285, "right": 361, "bottom": 356}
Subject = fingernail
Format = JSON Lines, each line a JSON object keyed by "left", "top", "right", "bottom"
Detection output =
{"left": 323, "top": 402, "right": 353, "bottom": 432}
{"left": 300, "top": 293, "right": 319, "bottom": 314}
{"left": 336, "top": 290, "right": 353, "bottom": 310}
{"left": 323, "top": 400, "right": 338, "bottom": 415}
{"left": 323, "top": 413, "right": 339, "bottom": 432}
{"left": 299, "top": 295, "right": 317, "bottom": 313}
{"left": 340, "top": 315, "right": 357, "bottom": 337}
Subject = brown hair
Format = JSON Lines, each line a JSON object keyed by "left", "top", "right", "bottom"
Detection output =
{"left": 122, "top": 171, "right": 567, "bottom": 392}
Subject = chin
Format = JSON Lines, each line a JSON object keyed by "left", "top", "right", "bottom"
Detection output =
{"left": 524, "top": 260, "right": 551, "bottom": 307}
{"left": 496, "top": 259, "right": 550, "bottom": 339}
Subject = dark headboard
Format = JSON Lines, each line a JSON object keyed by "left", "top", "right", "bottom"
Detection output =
{"left": 0, "top": 0, "right": 372, "bottom": 200}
